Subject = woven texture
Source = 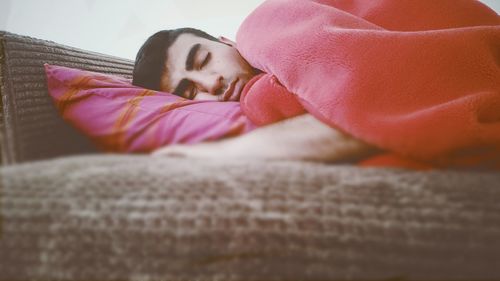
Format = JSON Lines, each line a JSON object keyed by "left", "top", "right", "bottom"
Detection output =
{"left": 0, "top": 31, "right": 135, "bottom": 165}
{"left": 1, "top": 155, "right": 500, "bottom": 280}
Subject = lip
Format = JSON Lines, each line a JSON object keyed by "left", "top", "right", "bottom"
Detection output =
{"left": 221, "top": 78, "right": 240, "bottom": 101}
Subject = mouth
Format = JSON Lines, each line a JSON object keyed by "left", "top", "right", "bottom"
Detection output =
{"left": 221, "top": 78, "right": 243, "bottom": 102}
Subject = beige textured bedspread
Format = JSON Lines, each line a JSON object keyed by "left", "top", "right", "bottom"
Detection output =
{"left": 1, "top": 154, "right": 499, "bottom": 280}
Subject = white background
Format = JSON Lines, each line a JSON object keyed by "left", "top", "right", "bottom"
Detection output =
{"left": 0, "top": 0, "right": 498, "bottom": 60}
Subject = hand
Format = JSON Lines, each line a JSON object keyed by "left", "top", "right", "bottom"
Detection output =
{"left": 152, "top": 141, "right": 226, "bottom": 159}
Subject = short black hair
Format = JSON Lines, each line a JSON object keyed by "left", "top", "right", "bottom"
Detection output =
{"left": 132, "top": 28, "right": 219, "bottom": 91}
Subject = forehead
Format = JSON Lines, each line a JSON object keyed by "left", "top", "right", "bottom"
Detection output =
{"left": 161, "top": 33, "right": 212, "bottom": 92}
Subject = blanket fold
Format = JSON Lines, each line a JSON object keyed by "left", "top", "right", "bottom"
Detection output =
{"left": 236, "top": 0, "right": 500, "bottom": 168}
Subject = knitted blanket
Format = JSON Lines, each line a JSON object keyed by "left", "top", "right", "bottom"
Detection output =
{"left": 1, "top": 155, "right": 500, "bottom": 280}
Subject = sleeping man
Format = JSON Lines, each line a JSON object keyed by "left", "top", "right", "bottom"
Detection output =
{"left": 132, "top": 0, "right": 500, "bottom": 169}
{"left": 132, "top": 27, "right": 376, "bottom": 163}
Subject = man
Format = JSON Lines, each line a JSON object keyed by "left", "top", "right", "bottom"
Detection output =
{"left": 132, "top": 28, "right": 376, "bottom": 162}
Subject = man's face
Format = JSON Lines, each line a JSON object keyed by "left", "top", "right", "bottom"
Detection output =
{"left": 160, "top": 33, "right": 256, "bottom": 101}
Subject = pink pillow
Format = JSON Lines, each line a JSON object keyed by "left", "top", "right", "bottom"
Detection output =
{"left": 44, "top": 64, "right": 256, "bottom": 153}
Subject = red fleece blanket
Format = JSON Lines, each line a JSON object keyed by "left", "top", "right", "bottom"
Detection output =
{"left": 236, "top": 0, "right": 500, "bottom": 170}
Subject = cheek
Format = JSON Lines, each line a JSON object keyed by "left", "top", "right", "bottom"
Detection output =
{"left": 230, "top": 50, "right": 249, "bottom": 69}
{"left": 214, "top": 50, "right": 247, "bottom": 71}
{"left": 229, "top": 50, "right": 254, "bottom": 75}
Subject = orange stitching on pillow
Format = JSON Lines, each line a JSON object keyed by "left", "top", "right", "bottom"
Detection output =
{"left": 159, "top": 97, "right": 187, "bottom": 114}
{"left": 110, "top": 89, "right": 155, "bottom": 151}
{"left": 220, "top": 115, "right": 249, "bottom": 140}
{"left": 57, "top": 76, "right": 93, "bottom": 113}
{"left": 145, "top": 121, "right": 160, "bottom": 150}
{"left": 90, "top": 74, "right": 126, "bottom": 84}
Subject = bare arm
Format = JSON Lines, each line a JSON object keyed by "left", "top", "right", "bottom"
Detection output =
{"left": 153, "top": 114, "right": 378, "bottom": 162}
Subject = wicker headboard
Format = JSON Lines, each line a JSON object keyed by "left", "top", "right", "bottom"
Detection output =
{"left": 0, "top": 31, "right": 135, "bottom": 165}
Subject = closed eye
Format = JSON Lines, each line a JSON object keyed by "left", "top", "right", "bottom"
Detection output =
{"left": 200, "top": 52, "right": 211, "bottom": 69}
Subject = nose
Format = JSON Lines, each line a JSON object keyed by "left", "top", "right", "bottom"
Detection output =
{"left": 190, "top": 73, "right": 224, "bottom": 96}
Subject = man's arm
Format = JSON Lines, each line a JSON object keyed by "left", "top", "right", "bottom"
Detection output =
{"left": 153, "top": 114, "right": 379, "bottom": 162}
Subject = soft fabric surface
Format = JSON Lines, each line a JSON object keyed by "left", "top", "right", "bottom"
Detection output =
{"left": 240, "top": 73, "right": 306, "bottom": 126}
{"left": 1, "top": 155, "right": 500, "bottom": 280}
{"left": 45, "top": 64, "right": 256, "bottom": 152}
{"left": 236, "top": 0, "right": 500, "bottom": 169}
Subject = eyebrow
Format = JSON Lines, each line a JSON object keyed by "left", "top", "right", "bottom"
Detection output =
{"left": 172, "top": 43, "right": 201, "bottom": 97}
{"left": 185, "top": 43, "right": 201, "bottom": 71}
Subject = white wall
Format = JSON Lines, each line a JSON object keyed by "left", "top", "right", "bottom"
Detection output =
{"left": 482, "top": 0, "right": 500, "bottom": 12}
{"left": 0, "top": 0, "right": 498, "bottom": 60}
{"left": 0, "top": 0, "right": 266, "bottom": 60}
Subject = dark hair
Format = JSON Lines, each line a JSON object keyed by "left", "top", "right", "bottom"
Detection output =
{"left": 132, "top": 28, "right": 219, "bottom": 91}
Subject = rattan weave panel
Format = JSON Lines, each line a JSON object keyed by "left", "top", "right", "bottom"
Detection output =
{"left": 0, "top": 31, "right": 135, "bottom": 165}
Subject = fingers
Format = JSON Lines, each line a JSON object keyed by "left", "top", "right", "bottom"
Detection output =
{"left": 151, "top": 142, "right": 222, "bottom": 159}
{"left": 151, "top": 146, "right": 188, "bottom": 157}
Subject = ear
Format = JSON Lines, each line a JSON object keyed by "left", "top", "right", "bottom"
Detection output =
{"left": 218, "top": 36, "right": 236, "bottom": 47}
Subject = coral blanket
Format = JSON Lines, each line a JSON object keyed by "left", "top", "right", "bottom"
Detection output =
{"left": 236, "top": 0, "right": 500, "bottom": 169}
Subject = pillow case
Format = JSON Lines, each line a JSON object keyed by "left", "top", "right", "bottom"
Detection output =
{"left": 44, "top": 64, "right": 256, "bottom": 153}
